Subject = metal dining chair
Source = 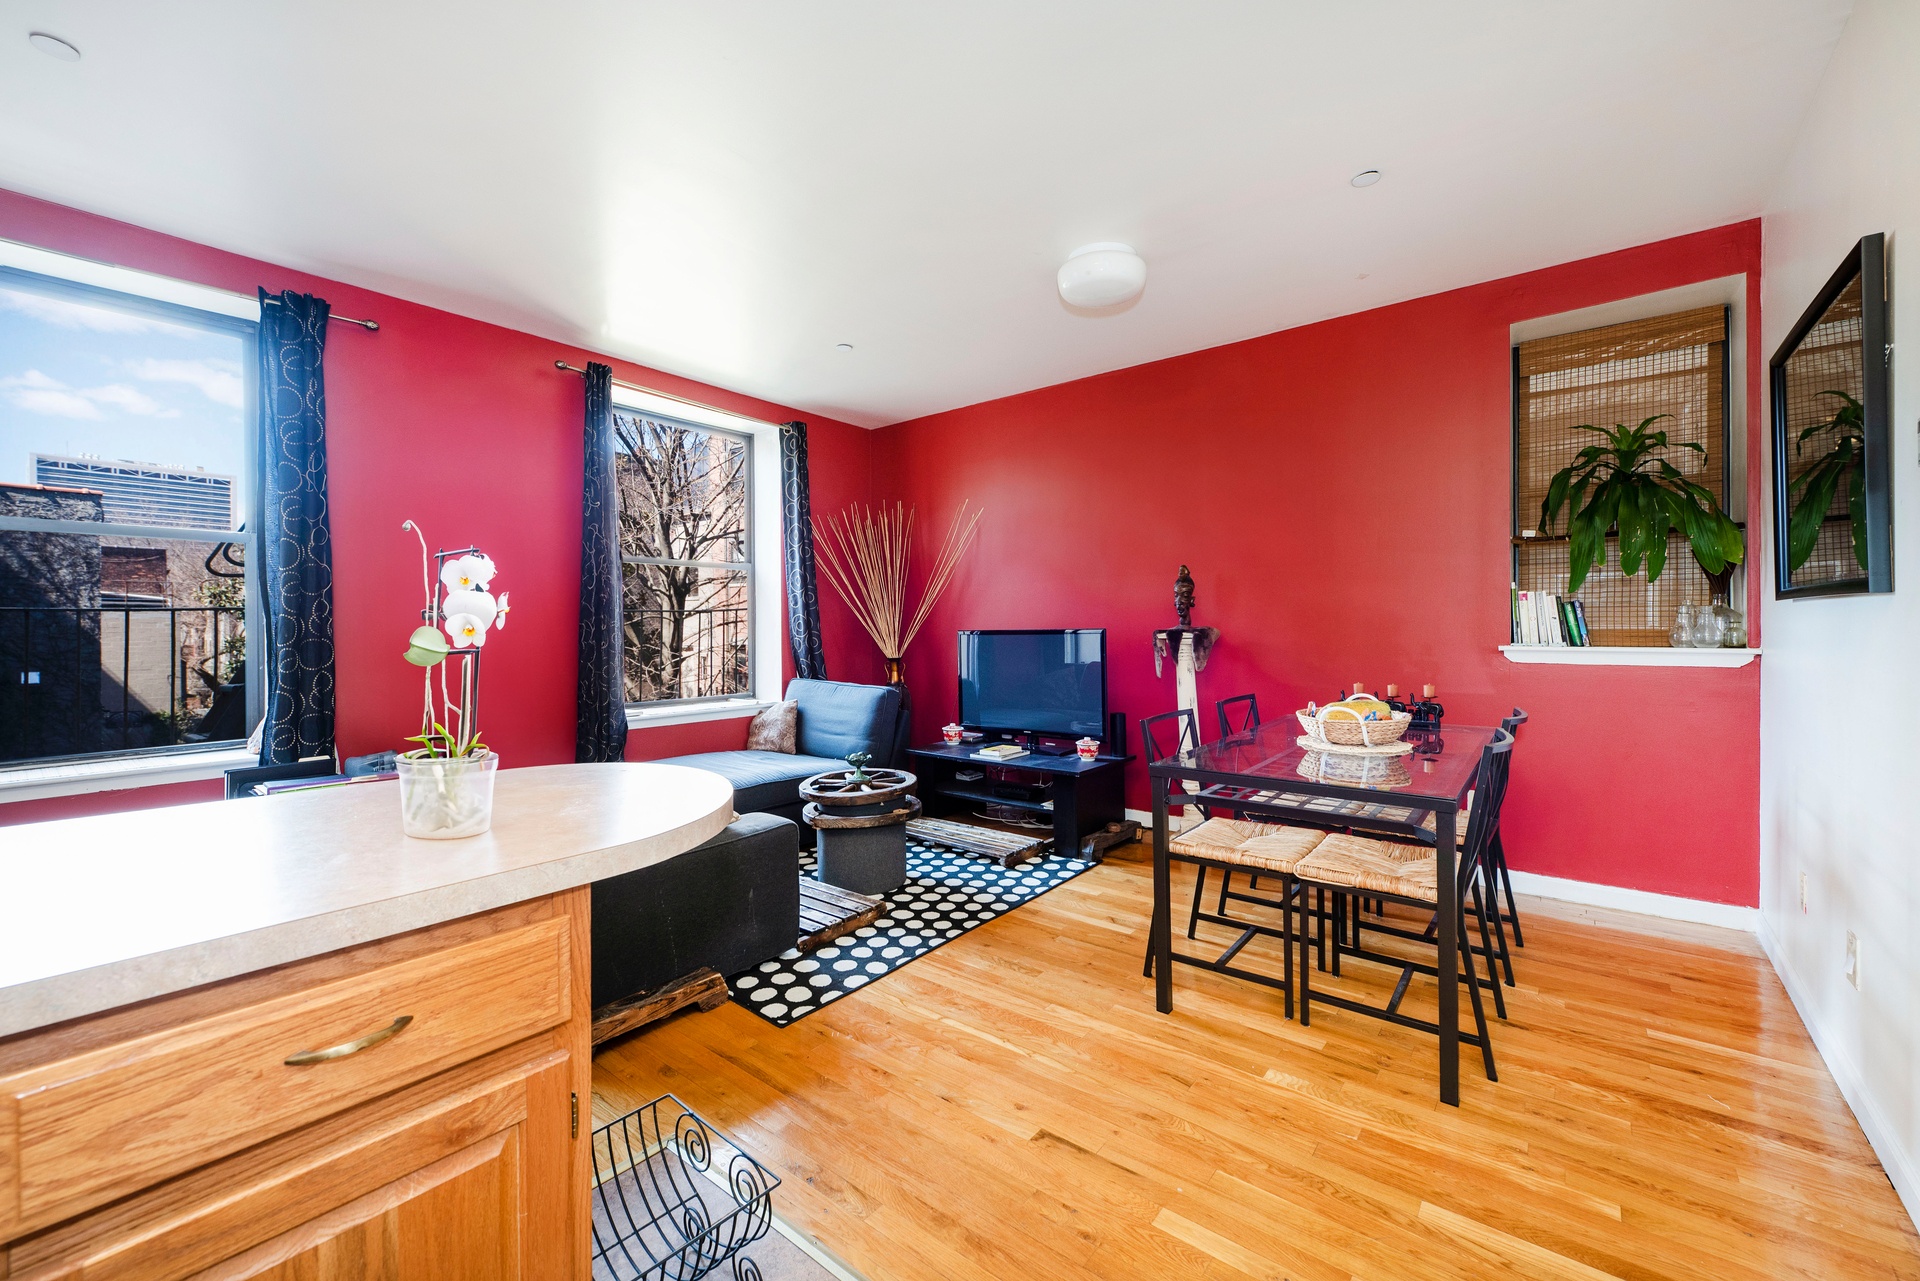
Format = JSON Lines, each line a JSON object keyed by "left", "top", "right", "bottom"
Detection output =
{"left": 1293, "top": 728, "right": 1514, "bottom": 1084}
{"left": 1487, "top": 708, "right": 1528, "bottom": 951}
{"left": 1139, "top": 707, "right": 1309, "bottom": 1011}
{"left": 1416, "top": 707, "right": 1527, "bottom": 987}
{"left": 1216, "top": 693, "right": 1260, "bottom": 738}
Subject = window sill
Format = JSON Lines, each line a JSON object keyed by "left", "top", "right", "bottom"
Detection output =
{"left": 625, "top": 699, "right": 771, "bottom": 730}
{"left": 0, "top": 745, "right": 258, "bottom": 805}
{"left": 1499, "top": 645, "right": 1760, "bottom": 669}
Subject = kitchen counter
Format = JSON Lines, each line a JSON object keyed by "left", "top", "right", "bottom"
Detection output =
{"left": 0, "top": 761, "right": 733, "bottom": 1039}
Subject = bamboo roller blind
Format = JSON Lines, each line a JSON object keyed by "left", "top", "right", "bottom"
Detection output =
{"left": 1513, "top": 305, "right": 1729, "bottom": 644}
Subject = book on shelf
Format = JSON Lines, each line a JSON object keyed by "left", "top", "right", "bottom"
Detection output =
{"left": 1511, "top": 592, "right": 1590, "bottom": 647}
{"left": 1536, "top": 592, "right": 1562, "bottom": 645}
{"left": 971, "top": 743, "right": 1030, "bottom": 762}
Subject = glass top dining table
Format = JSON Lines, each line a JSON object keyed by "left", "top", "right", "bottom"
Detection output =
{"left": 1165, "top": 719, "right": 1495, "bottom": 812}
{"left": 1145, "top": 720, "right": 1501, "bottom": 1106}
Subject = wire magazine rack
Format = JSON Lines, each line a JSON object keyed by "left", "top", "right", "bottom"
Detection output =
{"left": 591, "top": 1094, "right": 783, "bottom": 1281}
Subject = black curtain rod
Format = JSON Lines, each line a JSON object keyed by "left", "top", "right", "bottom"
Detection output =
{"left": 260, "top": 295, "right": 378, "bottom": 330}
{"left": 552, "top": 360, "right": 787, "bottom": 430}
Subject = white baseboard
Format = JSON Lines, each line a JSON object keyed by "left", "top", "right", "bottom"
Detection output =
{"left": 1505, "top": 869, "right": 1760, "bottom": 932}
{"left": 1125, "top": 807, "right": 1210, "bottom": 834}
{"left": 1759, "top": 918, "right": 1920, "bottom": 1230}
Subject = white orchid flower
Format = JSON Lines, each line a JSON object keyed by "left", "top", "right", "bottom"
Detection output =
{"left": 442, "top": 588, "right": 497, "bottom": 632}
{"left": 444, "top": 612, "right": 489, "bottom": 648}
{"left": 494, "top": 592, "right": 511, "bottom": 630}
{"left": 439, "top": 553, "right": 497, "bottom": 592}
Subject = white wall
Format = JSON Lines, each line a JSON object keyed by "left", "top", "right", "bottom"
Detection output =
{"left": 1760, "top": 0, "right": 1920, "bottom": 1221}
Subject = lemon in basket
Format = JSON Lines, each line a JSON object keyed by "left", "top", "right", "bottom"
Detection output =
{"left": 1322, "top": 697, "right": 1391, "bottom": 722}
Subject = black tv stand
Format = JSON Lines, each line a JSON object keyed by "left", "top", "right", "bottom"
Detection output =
{"left": 906, "top": 742, "right": 1132, "bottom": 857}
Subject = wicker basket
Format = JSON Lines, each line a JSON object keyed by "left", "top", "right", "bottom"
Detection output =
{"left": 1298, "top": 750, "right": 1412, "bottom": 789}
{"left": 1295, "top": 708, "right": 1412, "bottom": 747}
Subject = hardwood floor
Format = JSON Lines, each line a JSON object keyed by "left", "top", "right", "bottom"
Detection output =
{"left": 592, "top": 842, "right": 1920, "bottom": 1280}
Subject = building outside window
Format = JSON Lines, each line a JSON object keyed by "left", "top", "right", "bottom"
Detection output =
{"left": 613, "top": 409, "right": 753, "bottom": 706}
{"left": 0, "top": 266, "right": 259, "bottom": 768}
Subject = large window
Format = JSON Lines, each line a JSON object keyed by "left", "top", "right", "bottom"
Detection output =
{"left": 614, "top": 410, "right": 753, "bottom": 705}
{"left": 1513, "top": 305, "right": 1731, "bottom": 645}
{"left": 0, "top": 266, "right": 258, "bottom": 767}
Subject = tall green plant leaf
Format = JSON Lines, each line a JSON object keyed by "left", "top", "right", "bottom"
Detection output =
{"left": 1538, "top": 413, "right": 1744, "bottom": 594}
{"left": 1785, "top": 391, "right": 1868, "bottom": 573}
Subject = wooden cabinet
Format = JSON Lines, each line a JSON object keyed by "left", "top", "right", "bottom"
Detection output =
{"left": 0, "top": 890, "right": 590, "bottom": 1281}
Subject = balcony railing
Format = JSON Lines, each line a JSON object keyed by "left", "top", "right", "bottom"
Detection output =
{"left": 0, "top": 604, "right": 246, "bottom": 764}
{"left": 623, "top": 605, "right": 749, "bottom": 704}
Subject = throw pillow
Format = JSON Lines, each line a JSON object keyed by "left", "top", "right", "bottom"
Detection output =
{"left": 746, "top": 700, "right": 798, "bottom": 754}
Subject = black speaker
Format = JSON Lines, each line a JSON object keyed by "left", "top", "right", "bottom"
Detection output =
{"left": 1109, "top": 711, "right": 1128, "bottom": 759}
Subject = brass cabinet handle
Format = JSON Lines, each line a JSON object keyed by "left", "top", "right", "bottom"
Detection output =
{"left": 284, "top": 1015, "right": 414, "bottom": 1066}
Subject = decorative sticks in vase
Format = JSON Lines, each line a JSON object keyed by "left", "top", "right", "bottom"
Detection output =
{"left": 813, "top": 501, "right": 982, "bottom": 684}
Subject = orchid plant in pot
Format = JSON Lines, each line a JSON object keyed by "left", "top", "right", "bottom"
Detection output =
{"left": 396, "top": 520, "right": 511, "bottom": 838}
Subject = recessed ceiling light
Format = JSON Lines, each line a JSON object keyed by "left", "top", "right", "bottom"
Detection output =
{"left": 1057, "top": 243, "right": 1147, "bottom": 308}
{"left": 28, "top": 32, "right": 81, "bottom": 62}
{"left": 835, "top": 343, "right": 854, "bottom": 352}
{"left": 1350, "top": 170, "right": 1382, "bottom": 188}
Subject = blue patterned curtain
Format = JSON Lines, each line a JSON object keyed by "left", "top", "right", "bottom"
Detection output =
{"left": 255, "top": 289, "right": 337, "bottom": 765}
{"left": 780, "top": 420, "right": 828, "bottom": 680}
{"left": 576, "top": 362, "right": 629, "bottom": 762}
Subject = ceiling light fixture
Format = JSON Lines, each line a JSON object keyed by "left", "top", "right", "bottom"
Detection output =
{"left": 1057, "top": 243, "right": 1146, "bottom": 308}
{"left": 835, "top": 343, "right": 854, "bottom": 352}
{"left": 1350, "top": 170, "right": 1382, "bottom": 188}
{"left": 27, "top": 32, "right": 80, "bottom": 62}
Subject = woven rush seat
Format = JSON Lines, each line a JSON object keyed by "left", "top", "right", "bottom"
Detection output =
{"left": 1170, "top": 819, "right": 1326, "bottom": 874}
{"left": 1294, "top": 832, "right": 1438, "bottom": 901}
{"left": 1418, "top": 791, "right": 1474, "bottom": 842}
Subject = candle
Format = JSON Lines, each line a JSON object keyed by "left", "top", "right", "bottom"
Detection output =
{"left": 1422, "top": 683, "right": 1435, "bottom": 698}
{"left": 1354, "top": 680, "right": 1366, "bottom": 694}
{"left": 1386, "top": 683, "right": 1398, "bottom": 697}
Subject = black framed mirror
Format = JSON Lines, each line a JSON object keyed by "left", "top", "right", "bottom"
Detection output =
{"left": 1770, "top": 232, "right": 1892, "bottom": 597}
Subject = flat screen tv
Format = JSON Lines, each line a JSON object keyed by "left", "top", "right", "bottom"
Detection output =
{"left": 957, "top": 629, "right": 1106, "bottom": 738}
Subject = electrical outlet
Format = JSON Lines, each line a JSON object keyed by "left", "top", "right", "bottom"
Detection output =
{"left": 1845, "top": 931, "right": 1860, "bottom": 990}
{"left": 1799, "top": 872, "right": 1808, "bottom": 912}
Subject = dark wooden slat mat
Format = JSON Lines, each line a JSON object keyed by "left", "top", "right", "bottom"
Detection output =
{"left": 905, "top": 816, "right": 1047, "bottom": 868}
{"left": 798, "top": 878, "right": 883, "bottom": 952}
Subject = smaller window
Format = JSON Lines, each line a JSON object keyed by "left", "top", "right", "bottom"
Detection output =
{"left": 0, "top": 267, "right": 259, "bottom": 767}
{"left": 613, "top": 410, "right": 752, "bottom": 706}
{"left": 1512, "top": 305, "right": 1731, "bottom": 644}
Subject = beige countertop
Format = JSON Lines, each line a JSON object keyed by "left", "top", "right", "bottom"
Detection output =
{"left": 0, "top": 762, "right": 734, "bottom": 1039}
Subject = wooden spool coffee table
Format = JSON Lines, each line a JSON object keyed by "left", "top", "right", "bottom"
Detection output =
{"left": 800, "top": 767, "right": 920, "bottom": 895}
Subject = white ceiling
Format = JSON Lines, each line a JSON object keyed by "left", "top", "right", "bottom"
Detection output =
{"left": 0, "top": 1, "right": 1853, "bottom": 427}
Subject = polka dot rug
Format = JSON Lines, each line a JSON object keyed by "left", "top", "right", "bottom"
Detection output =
{"left": 729, "top": 836, "right": 1096, "bottom": 1027}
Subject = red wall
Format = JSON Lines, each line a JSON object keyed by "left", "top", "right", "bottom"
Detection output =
{"left": 0, "top": 188, "right": 876, "bottom": 826}
{"left": 874, "top": 222, "right": 1764, "bottom": 907}
{"left": 0, "top": 190, "right": 1764, "bottom": 907}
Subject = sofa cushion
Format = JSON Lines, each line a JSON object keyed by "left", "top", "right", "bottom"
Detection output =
{"left": 656, "top": 749, "right": 846, "bottom": 814}
{"left": 745, "top": 699, "right": 797, "bottom": 753}
{"left": 787, "top": 678, "right": 903, "bottom": 763}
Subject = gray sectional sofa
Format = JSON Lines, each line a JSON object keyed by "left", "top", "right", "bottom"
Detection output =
{"left": 651, "top": 677, "right": 911, "bottom": 821}
{"left": 589, "top": 678, "right": 911, "bottom": 1013}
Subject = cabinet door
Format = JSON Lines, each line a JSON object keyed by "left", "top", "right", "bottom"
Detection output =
{"left": 237, "top": 1128, "right": 520, "bottom": 1281}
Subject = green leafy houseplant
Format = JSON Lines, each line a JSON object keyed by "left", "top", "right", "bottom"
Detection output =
{"left": 1539, "top": 414, "right": 1744, "bottom": 594}
{"left": 1786, "top": 390, "right": 1866, "bottom": 573}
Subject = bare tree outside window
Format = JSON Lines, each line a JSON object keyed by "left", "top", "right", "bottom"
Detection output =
{"left": 613, "top": 411, "right": 751, "bottom": 703}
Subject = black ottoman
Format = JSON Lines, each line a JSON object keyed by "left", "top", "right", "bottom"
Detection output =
{"left": 590, "top": 812, "right": 801, "bottom": 1008}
